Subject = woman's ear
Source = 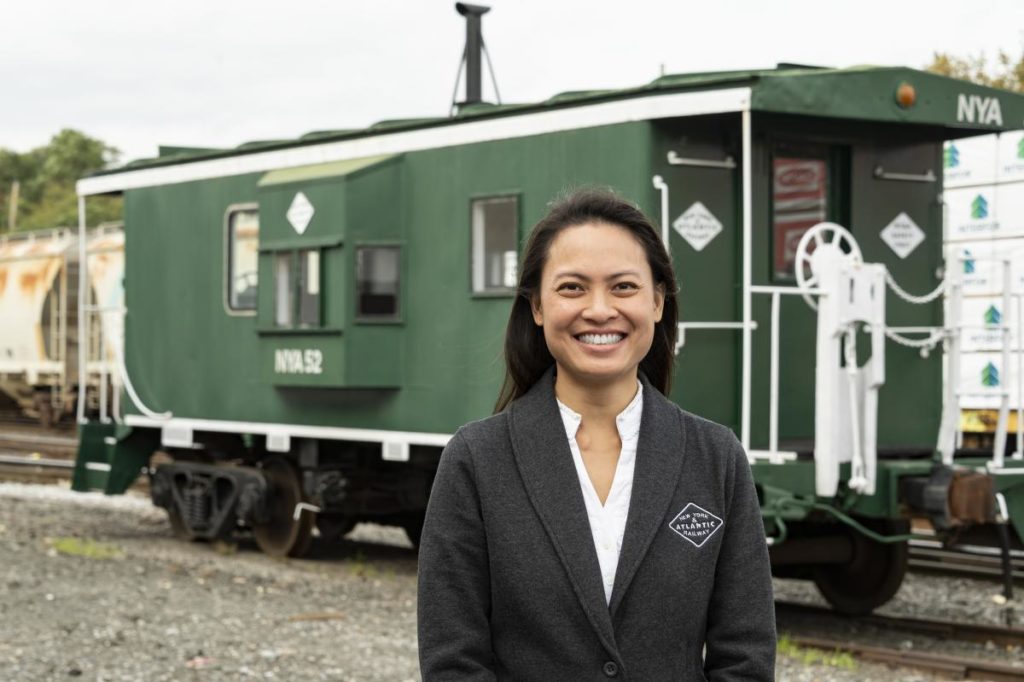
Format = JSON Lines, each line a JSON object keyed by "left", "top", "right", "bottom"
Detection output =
{"left": 531, "top": 296, "right": 543, "bottom": 326}
{"left": 653, "top": 283, "right": 665, "bottom": 323}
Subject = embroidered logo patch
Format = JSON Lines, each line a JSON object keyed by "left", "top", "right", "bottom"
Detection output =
{"left": 668, "top": 503, "right": 723, "bottom": 547}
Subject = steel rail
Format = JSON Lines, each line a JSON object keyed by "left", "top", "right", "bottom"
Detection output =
{"left": 0, "top": 453, "right": 74, "bottom": 469}
{"left": 788, "top": 635, "right": 1024, "bottom": 680}
{"left": 910, "top": 544, "right": 1024, "bottom": 582}
{"left": 776, "top": 601, "right": 1024, "bottom": 647}
{"left": 0, "top": 432, "right": 78, "bottom": 448}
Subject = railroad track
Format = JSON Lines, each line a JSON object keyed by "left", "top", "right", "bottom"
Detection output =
{"left": 777, "top": 601, "right": 1024, "bottom": 680}
{"left": 0, "top": 451, "right": 76, "bottom": 484}
{"left": 0, "top": 431, "right": 77, "bottom": 456}
{"left": 910, "top": 540, "right": 1024, "bottom": 583}
{"left": 0, "top": 424, "right": 79, "bottom": 485}
{"left": 787, "top": 634, "right": 1024, "bottom": 680}
{"left": 776, "top": 601, "right": 1024, "bottom": 646}
{"left": 0, "top": 427, "right": 78, "bottom": 485}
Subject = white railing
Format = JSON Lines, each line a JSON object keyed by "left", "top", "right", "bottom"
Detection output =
{"left": 676, "top": 285, "right": 824, "bottom": 464}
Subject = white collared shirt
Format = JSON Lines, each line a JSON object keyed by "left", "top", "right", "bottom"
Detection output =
{"left": 556, "top": 381, "right": 643, "bottom": 604}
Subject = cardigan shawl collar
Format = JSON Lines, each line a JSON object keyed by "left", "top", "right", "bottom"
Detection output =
{"left": 506, "top": 367, "right": 688, "bottom": 649}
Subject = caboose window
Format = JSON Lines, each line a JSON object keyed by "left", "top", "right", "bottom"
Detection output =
{"left": 471, "top": 196, "right": 518, "bottom": 294}
{"left": 771, "top": 152, "right": 830, "bottom": 280}
{"left": 274, "top": 252, "right": 293, "bottom": 327}
{"left": 273, "top": 249, "right": 322, "bottom": 328}
{"left": 356, "top": 246, "right": 400, "bottom": 319}
{"left": 298, "top": 250, "right": 321, "bottom": 327}
{"left": 226, "top": 207, "right": 259, "bottom": 312}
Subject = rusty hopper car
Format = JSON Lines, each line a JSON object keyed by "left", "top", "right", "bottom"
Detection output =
{"left": 0, "top": 225, "right": 123, "bottom": 425}
{"left": 71, "top": 10, "right": 1024, "bottom": 614}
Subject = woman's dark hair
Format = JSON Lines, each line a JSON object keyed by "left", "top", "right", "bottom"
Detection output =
{"left": 495, "top": 188, "right": 679, "bottom": 412}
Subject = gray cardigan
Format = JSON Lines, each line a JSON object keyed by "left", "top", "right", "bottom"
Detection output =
{"left": 418, "top": 370, "right": 776, "bottom": 681}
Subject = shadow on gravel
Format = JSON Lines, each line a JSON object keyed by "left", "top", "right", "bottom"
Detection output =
{"left": 210, "top": 532, "right": 420, "bottom": 572}
{"left": 305, "top": 537, "right": 418, "bottom": 563}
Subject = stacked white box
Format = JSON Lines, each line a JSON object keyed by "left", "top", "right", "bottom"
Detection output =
{"left": 943, "top": 132, "right": 1024, "bottom": 412}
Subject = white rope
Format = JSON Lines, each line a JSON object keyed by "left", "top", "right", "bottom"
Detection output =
{"left": 884, "top": 269, "right": 946, "bottom": 305}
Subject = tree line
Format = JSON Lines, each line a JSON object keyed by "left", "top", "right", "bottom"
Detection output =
{"left": 1, "top": 129, "right": 122, "bottom": 233}
{"left": 927, "top": 50, "right": 1023, "bottom": 93}
{"left": 1, "top": 51, "right": 1021, "bottom": 235}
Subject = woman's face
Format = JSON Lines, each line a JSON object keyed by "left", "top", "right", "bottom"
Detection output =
{"left": 532, "top": 221, "right": 664, "bottom": 390}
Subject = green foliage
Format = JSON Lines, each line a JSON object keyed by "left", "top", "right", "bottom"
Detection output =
{"left": 777, "top": 634, "right": 857, "bottom": 670}
{"left": 0, "top": 129, "right": 123, "bottom": 233}
{"left": 927, "top": 50, "right": 1024, "bottom": 93}
{"left": 49, "top": 536, "right": 123, "bottom": 560}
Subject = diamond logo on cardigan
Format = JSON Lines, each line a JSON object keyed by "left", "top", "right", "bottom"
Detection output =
{"left": 668, "top": 503, "right": 723, "bottom": 547}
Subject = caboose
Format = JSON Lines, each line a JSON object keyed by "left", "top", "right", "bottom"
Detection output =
{"left": 72, "top": 7, "right": 1024, "bottom": 613}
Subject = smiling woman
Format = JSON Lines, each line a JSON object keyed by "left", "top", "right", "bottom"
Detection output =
{"left": 418, "top": 189, "right": 776, "bottom": 681}
{"left": 530, "top": 222, "right": 664, "bottom": 409}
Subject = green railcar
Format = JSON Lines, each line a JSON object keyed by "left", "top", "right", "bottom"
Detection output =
{"left": 72, "top": 55, "right": 1024, "bottom": 612}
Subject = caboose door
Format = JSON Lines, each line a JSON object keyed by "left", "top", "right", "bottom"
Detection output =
{"left": 655, "top": 122, "right": 741, "bottom": 433}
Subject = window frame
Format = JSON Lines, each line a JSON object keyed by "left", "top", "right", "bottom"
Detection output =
{"left": 354, "top": 241, "right": 404, "bottom": 324}
{"left": 271, "top": 248, "right": 324, "bottom": 330}
{"left": 297, "top": 248, "right": 323, "bottom": 328}
{"left": 223, "top": 203, "right": 260, "bottom": 316}
{"left": 469, "top": 193, "right": 520, "bottom": 298}
{"left": 768, "top": 142, "right": 849, "bottom": 283}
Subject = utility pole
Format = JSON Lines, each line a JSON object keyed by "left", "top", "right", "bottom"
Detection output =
{"left": 7, "top": 180, "right": 19, "bottom": 232}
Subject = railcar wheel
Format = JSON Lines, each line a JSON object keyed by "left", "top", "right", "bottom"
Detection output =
{"left": 166, "top": 507, "right": 197, "bottom": 542}
{"left": 812, "top": 521, "right": 908, "bottom": 615}
{"left": 252, "top": 457, "right": 314, "bottom": 558}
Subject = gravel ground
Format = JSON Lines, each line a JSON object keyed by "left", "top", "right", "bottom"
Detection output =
{"left": 0, "top": 481, "right": 1019, "bottom": 681}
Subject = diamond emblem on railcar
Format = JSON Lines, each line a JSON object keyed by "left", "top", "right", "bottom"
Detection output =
{"left": 673, "top": 201, "right": 723, "bottom": 252}
{"left": 880, "top": 212, "right": 924, "bottom": 259}
{"left": 668, "top": 503, "right": 723, "bottom": 548}
{"left": 287, "top": 192, "right": 315, "bottom": 235}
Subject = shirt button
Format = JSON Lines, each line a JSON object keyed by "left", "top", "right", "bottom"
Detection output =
{"left": 603, "top": 661, "right": 619, "bottom": 677}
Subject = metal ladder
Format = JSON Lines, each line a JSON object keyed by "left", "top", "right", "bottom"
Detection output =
{"left": 937, "top": 253, "right": 1015, "bottom": 468}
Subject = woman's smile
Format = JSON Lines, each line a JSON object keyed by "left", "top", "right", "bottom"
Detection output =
{"left": 574, "top": 331, "right": 626, "bottom": 347}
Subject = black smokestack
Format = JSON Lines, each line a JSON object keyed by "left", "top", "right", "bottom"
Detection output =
{"left": 456, "top": 3, "right": 490, "bottom": 105}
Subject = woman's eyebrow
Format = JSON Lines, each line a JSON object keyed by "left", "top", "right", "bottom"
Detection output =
{"left": 553, "top": 270, "right": 642, "bottom": 281}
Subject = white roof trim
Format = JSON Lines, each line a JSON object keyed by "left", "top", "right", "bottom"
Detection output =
{"left": 124, "top": 414, "right": 453, "bottom": 448}
{"left": 78, "top": 87, "right": 752, "bottom": 196}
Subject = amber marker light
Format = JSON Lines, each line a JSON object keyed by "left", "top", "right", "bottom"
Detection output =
{"left": 895, "top": 82, "right": 916, "bottom": 108}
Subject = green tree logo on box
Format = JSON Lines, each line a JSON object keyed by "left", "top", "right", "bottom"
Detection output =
{"left": 984, "top": 305, "right": 1001, "bottom": 326}
{"left": 1018, "top": 137, "right": 1024, "bottom": 159}
{"left": 971, "top": 194, "right": 989, "bottom": 219}
{"left": 981, "top": 362, "right": 1000, "bottom": 387}
{"left": 963, "top": 249, "right": 975, "bottom": 274}
{"left": 944, "top": 143, "right": 960, "bottom": 168}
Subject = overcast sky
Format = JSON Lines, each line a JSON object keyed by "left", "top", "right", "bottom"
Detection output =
{"left": 3, "top": 0, "right": 1022, "bottom": 163}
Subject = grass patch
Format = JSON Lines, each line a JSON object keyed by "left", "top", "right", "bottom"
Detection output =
{"left": 778, "top": 634, "right": 857, "bottom": 670}
{"left": 348, "top": 549, "right": 379, "bottom": 579}
{"left": 50, "top": 536, "right": 122, "bottom": 560}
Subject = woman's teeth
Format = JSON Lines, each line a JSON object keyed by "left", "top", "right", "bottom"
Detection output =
{"left": 577, "top": 333, "right": 624, "bottom": 345}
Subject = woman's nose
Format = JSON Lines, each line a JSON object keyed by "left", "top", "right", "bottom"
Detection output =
{"left": 582, "top": 292, "right": 619, "bottom": 321}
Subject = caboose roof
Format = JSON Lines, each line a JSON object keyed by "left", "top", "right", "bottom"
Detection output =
{"left": 78, "top": 64, "right": 1024, "bottom": 196}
